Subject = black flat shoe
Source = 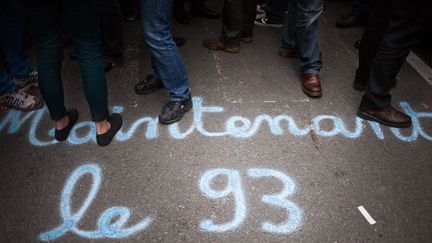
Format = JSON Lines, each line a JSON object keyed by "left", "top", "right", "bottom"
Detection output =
{"left": 134, "top": 74, "right": 164, "bottom": 95}
{"left": 104, "top": 59, "right": 123, "bottom": 72}
{"left": 55, "top": 109, "right": 79, "bottom": 141}
{"left": 96, "top": 113, "right": 123, "bottom": 147}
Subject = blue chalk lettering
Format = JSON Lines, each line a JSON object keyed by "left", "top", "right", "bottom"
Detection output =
{"left": 1, "top": 98, "right": 432, "bottom": 145}
{"left": 39, "top": 163, "right": 152, "bottom": 241}
{"left": 0, "top": 108, "right": 34, "bottom": 134}
{"left": 28, "top": 108, "right": 58, "bottom": 146}
{"left": 199, "top": 168, "right": 246, "bottom": 232}
{"left": 68, "top": 122, "right": 96, "bottom": 145}
{"left": 390, "top": 102, "right": 432, "bottom": 142}
{"left": 169, "top": 97, "right": 229, "bottom": 139}
{"left": 247, "top": 168, "right": 302, "bottom": 234}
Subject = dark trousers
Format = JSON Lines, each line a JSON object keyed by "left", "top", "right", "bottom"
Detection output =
{"left": 264, "top": 0, "right": 289, "bottom": 24}
{"left": 352, "top": 0, "right": 375, "bottom": 20}
{"left": 120, "top": 0, "right": 137, "bottom": 17}
{"left": 220, "top": 0, "right": 257, "bottom": 45}
{"left": 355, "top": 0, "right": 390, "bottom": 85}
{"left": 101, "top": 0, "right": 123, "bottom": 62}
{"left": 26, "top": 0, "right": 109, "bottom": 122}
{"left": 360, "top": 0, "right": 432, "bottom": 109}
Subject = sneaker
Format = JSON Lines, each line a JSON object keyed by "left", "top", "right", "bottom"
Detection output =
{"left": 0, "top": 89, "right": 44, "bottom": 111}
{"left": 159, "top": 95, "right": 193, "bottom": 124}
{"left": 256, "top": 4, "right": 265, "bottom": 15}
{"left": 14, "top": 70, "right": 39, "bottom": 91}
{"left": 255, "top": 15, "right": 283, "bottom": 28}
{"left": 134, "top": 74, "right": 164, "bottom": 95}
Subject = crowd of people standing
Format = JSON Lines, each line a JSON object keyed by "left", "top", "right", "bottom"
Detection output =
{"left": 1, "top": 0, "right": 431, "bottom": 146}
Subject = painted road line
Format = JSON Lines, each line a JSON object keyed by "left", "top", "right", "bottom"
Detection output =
{"left": 357, "top": 206, "right": 376, "bottom": 225}
{"left": 407, "top": 52, "right": 432, "bottom": 86}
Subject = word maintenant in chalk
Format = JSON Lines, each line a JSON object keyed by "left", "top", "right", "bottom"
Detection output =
{"left": 1, "top": 97, "right": 431, "bottom": 146}
{"left": 40, "top": 164, "right": 302, "bottom": 241}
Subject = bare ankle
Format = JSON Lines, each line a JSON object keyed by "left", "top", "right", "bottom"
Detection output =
{"left": 96, "top": 119, "right": 111, "bottom": 135}
{"left": 56, "top": 116, "right": 70, "bottom": 130}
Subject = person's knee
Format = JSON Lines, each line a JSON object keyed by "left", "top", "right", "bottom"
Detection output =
{"left": 143, "top": 24, "right": 174, "bottom": 51}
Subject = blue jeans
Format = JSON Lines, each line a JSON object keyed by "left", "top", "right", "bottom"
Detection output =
{"left": 0, "top": 64, "right": 16, "bottom": 96}
{"left": 0, "top": 0, "right": 32, "bottom": 79}
{"left": 281, "top": 0, "right": 323, "bottom": 74}
{"left": 141, "top": 0, "right": 190, "bottom": 101}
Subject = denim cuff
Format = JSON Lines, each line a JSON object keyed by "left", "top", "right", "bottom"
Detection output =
{"left": 169, "top": 89, "right": 191, "bottom": 102}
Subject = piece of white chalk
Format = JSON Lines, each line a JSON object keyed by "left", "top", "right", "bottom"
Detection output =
{"left": 357, "top": 206, "right": 376, "bottom": 225}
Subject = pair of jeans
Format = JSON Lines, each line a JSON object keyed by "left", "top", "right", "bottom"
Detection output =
{"left": 0, "top": 64, "right": 16, "bottom": 96}
{"left": 264, "top": 0, "right": 289, "bottom": 25}
{"left": 360, "top": 0, "right": 432, "bottom": 109}
{"left": 0, "top": 0, "right": 32, "bottom": 79}
{"left": 141, "top": 0, "right": 190, "bottom": 101}
{"left": 102, "top": 0, "right": 123, "bottom": 63}
{"left": 281, "top": 0, "right": 323, "bottom": 74}
{"left": 220, "top": 0, "right": 257, "bottom": 46}
{"left": 352, "top": 0, "right": 375, "bottom": 20}
{"left": 26, "top": 0, "right": 109, "bottom": 122}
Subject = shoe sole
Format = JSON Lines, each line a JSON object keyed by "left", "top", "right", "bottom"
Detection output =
{"left": 202, "top": 44, "right": 240, "bottom": 53}
{"left": 159, "top": 102, "right": 193, "bottom": 125}
{"left": 302, "top": 87, "right": 322, "bottom": 98}
{"left": 356, "top": 109, "right": 411, "bottom": 128}
{"left": 240, "top": 38, "right": 253, "bottom": 44}
{"left": 0, "top": 99, "right": 44, "bottom": 112}
{"left": 254, "top": 21, "right": 283, "bottom": 28}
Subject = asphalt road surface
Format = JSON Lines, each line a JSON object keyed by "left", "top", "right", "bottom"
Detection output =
{"left": 1, "top": 1, "right": 432, "bottom": 242}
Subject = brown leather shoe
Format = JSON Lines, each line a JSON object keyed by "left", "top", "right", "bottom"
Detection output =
{"left": 357, "top": 105, "right": 412, "bottom": 128}
{"left": 240, "top": 36, "right": 253, "bottom": 44}
{"left": 202, "top": 38, "right": 240, "bottom": 54}
{"left": 302, "top": 73, "right": 322, "bottom": 98}
{"left": 336, "top": 14, "right": 363, "bottom": 28}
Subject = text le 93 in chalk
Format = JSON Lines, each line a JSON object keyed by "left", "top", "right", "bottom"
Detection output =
{"left": 39, "top": 164, "right": 302, "bottom": 241}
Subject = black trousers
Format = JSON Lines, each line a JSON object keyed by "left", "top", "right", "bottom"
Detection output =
{"left": 119, "top": 0, "right": 137, "bottom": 17}
{"left": 101, "top": 0, "right": 123, "bottom": 62}
{"left": 359, "top": 0, "right": 432, "bottom": 109}
{"left": 220, "top": 0, "right": 257, "bottom": 45}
